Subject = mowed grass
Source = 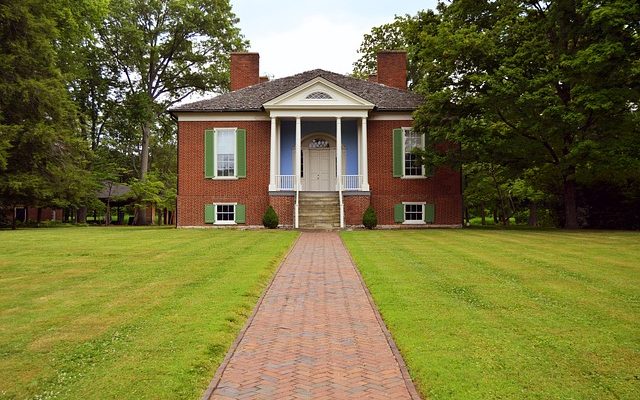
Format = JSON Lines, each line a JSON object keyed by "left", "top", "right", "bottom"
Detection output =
{"left": 341, "top": 229, "right": 640, "bottom": 400}
{"left": 0, "top": 227, "right": 297, "bottom": 399}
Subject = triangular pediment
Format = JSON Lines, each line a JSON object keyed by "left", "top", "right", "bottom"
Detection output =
{"left": 263, "top": 77, "right": 374, "bottom": 111}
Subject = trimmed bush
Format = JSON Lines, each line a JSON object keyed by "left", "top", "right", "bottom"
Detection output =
{"left": 362, "top": 206, "right": 377, "bottom": 229}
{"left": 262, "top": 205, "right": 279, "bottom": 229}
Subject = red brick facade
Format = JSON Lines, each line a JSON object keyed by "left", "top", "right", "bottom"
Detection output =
{"left": 376, "top": 51, "right": 407, "bottom": 90}
{"left": 230, "top": 52, "right": 260, "bottom": 91}
{"left": 176, "top": 117, "right": 462, "bottom": 228}
{"left": 178, "top": 120, "right": 272, "bottom": 227}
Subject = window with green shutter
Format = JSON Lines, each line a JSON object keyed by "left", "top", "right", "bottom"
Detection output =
{"left": 207, "top": 203, "right": 245, "bottom": 225}
{"left": 205, "top": 128, "right": 247, "bottom": 179}
{"left": 393, "top": 127, "right": 429, "bottom": 178}
{"left": 398, "top": 202, "right": 433, "bottom": 224}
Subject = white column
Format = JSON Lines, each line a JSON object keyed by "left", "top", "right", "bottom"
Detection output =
{"left": 295, "top": 117, "right": 301, "bottom": 190}
{"left": 295, "top": 117, "right": 301, "bottom": 229}
{"left": 336, "top": 117, "right": 342, "bottom": 190}
{"left": 361, "top": 117, "right": 370, "bottom": 191}
{"left": 269, "top": 117, "right": 277, "bottom": 191}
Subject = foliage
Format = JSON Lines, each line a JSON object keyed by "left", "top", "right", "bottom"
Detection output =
{"left": 94, "top": 0, "right": 247, "bottom": 224}
{"left": 355, "top": 1, "right": 640, "bottom": 229}
{"left": 0, "top": 0, "right": 99, "bottom": 228}
{"left": 0, "top": 227, "right": 297, "bottom": 398}
{"left": 262, "top": 205, "right": 279, "bottom": 229}
{"left": 362, "top": 206, "right": 378, "bottom": 229}
{"left": 411, "top": 0, "right": 640, "bottom": 228}
{"left": 343, "top": 229, "right": 640, "bottom": 399}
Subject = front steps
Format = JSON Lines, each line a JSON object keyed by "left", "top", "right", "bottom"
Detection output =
{"left": 298, "top": 192, "right": 340, "bottom": 229}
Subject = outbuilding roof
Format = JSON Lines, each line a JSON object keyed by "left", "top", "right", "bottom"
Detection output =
{"left": 170, "top": 69, "right": 422, "bottom": 112}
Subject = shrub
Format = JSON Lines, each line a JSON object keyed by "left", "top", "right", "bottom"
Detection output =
{"left": 262, "top": 205, "right": 279, "bottom": 229}
{"left": 362, "top": 206, "right": 377, "bottom": 229}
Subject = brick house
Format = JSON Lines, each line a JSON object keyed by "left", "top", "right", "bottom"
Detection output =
{"left": 170, "top": 51, "right": 462, "bottom": 228}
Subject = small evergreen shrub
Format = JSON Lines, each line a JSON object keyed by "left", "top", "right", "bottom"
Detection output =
{"left": 362, "top": 206, "right": 377, "bottom": 229}
{"left": 262, "top": 205, "right": 279, "bottom": 229}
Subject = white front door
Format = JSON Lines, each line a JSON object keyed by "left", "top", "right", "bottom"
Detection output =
{"left": 308, "top": 148, "right": 333, "bottom": 191}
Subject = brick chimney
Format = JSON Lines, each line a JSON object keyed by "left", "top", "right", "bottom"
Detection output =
{"left": 230, "top": 52, "right": 260, "bottom": 91}
{"left": 376, "top": 50, "right": 407, "bottom": 90}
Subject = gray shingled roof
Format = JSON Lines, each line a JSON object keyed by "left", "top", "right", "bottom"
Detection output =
{"left": 170, "top": 69, "right": 422, "bottom": 112}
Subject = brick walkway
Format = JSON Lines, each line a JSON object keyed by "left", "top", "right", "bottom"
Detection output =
{"left": 203, "top": 232, "right": 420, "bottom": 400}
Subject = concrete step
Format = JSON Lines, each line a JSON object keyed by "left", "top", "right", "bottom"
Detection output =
{"left": 298, "top": 191, "right": 340, "bottom": 229}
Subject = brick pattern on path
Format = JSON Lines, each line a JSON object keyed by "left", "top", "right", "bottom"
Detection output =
{"left": 205, "top": 232, "right": 419, "bottom": 400}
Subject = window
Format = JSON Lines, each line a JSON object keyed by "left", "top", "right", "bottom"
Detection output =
{"left": 204, "top": 128, "right": 246, "bottom": 179}
{"left": 204, "top": 203, "right": 246, "bottom": 225}
{"left": 404, "top": 203, "right": 424, "bottom": 221}
{"left": 394, "top": 202, "right": 434, "bottom": 224}
{"left": 216, "top": 128, "right": 236, "bottom": 177}
{"left": 403, "top": 128, "right": 424, "bottom": 176}
{"left": 216, "top": 204, "right": 235, "bottom": 223}
{"left": 305, "top": 91, "right": 332, "bottom": 99}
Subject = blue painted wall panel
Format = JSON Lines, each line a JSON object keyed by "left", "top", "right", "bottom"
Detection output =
{"left": 278, "top": 119, "right": 359, "bottom": 176}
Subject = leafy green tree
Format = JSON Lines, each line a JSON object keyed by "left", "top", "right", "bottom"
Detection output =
{"left": 97, "top": 0, "right": 247, "bottom": 224}
{"left": 411, "top": 0, "right": 640, "bottom": 228}
{"left": 0, "top": 0, "right": 96, "bottom": 229}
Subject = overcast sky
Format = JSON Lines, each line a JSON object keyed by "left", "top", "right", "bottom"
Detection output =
{"left": 231, "top": 0, "right": 439, "bottom": 78}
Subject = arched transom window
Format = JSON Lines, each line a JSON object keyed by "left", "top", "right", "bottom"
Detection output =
{"left": 305, "top": 91, "right": 333, "bottom": 100}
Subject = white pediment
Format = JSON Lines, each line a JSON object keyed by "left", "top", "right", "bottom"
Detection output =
{"left": 263, "top": 77, "right": 374, "bottom": 111}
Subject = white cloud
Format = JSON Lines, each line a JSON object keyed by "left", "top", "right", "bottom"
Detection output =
{"left": 248, "top": 14, "right": 371, "bottom": 78}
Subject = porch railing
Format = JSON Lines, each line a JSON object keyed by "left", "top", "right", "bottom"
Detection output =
{"left": 340, "top": 175, "right": 362, "bottom": 191}
{"left": 276, "top": 175, "right": 295, "bottom": 190}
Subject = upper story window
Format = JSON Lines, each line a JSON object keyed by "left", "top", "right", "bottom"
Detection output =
{"left": 404, "top": 128, "right": 424, "bottom": 176}
{"left": 305, "top": 91, "right": 333, "bottom": 99}
{"left": 216, "top": 128, "right": 236, "bottom": 177}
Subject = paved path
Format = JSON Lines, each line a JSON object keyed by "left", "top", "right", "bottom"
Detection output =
{"left": 204, "top": 232, "right": 419, "bottom": 400}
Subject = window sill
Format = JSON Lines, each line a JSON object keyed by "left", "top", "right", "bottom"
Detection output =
{"left": 214, "top": 221, "right": 237, "bottom": 225}
{"left": 403, "top": 220, "right": 426, "bottom": 225}
{"left": 210, "top": 177, "right": 239, "bottom": 180}
{"left": 401, "top": 175, "right": 427, "bottom": 179}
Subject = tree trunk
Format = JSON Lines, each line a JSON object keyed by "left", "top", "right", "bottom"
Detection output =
{"left": 493, "top": 208, "right": 498, "bottom": 224}
{"left": 563, "top": 177, "right": 578, "bottom": 229}
{"left": 528, "top": 202, "right": 538, "bottom": 227}
{"left": 77, "top": 206, "right": 87, "bottom": 224}
{"left": 134, "top": 122, "right": 151, "bottom": 226}
{"left": 480, "top": 202, "right": 486, "bottom": 225}
{"left": 11, "top": 211, "right": 17, "bottom": 230}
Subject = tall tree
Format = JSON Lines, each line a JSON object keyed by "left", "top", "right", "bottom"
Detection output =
{"left": 411, "top": 0, "right": 640, "bottom": 228}
{"left": 0, "top": 0, "right": 96, "bottom": 228}
{"left": 97, "top": 0, "right": 247, "bottom": 224}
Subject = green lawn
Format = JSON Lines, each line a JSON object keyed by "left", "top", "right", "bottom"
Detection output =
{"left": 0, "top": 227, "right": 297, "bottom": 399}
{"left": 342, "top": 229, "right": 640, "bottom": 400}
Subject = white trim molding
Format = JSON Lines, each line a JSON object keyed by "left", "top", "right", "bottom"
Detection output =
{"left": 176, "top": 112, "right": 269, "bottom": 121}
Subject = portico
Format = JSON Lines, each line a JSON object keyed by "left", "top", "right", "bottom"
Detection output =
{"left": 264, "top": 77, "right": 373, "bottom": 194}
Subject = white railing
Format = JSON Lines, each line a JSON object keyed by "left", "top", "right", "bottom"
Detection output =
{"left": 341, "top": 175, "right": 363, "bottom": 191}
{"left": 276, "top": 175, "right": 295, "bottom": 191}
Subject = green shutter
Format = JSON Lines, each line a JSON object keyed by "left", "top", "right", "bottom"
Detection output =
{"left": 204, "top": 129, "right": 215, "bottom": 178}
{"left": 424, "top": 203, "right": 435, "bottom": 223}
{"left": 235, "top": 204, "right": 246, "bottom": 223}
{"left": 392, "top": 128, "right": 404, "bottom": 177}
{"left": 394, "top": 203, "right": 404, "bottom": 223}
{"left": 236, "top": 128, "right": 246, "bottom": 178}
{"left": 205, "top": 204, "right": 215, "bottom": 224}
